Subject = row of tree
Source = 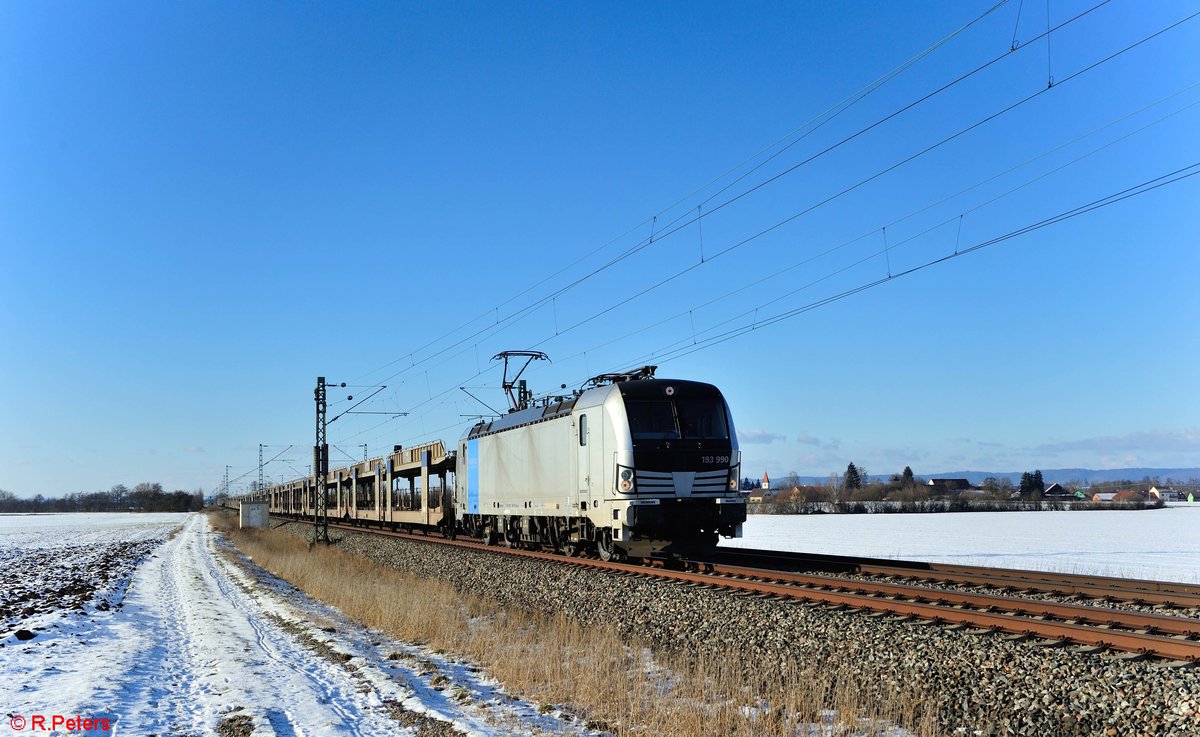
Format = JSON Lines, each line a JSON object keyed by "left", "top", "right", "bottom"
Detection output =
{"left": 0, "top": 483, "right": 204, "bottom": 513}
{"left": 842, "top": 462, "right": 921, "bottom": 490}
{"left": 760, "top": 464, "right": 1053, "bottom": 503}
{"left": 754, "top": 464, "right": 927, "bottom": 505}
{"left": 758, "top": 463, "right": 1200, "bottom": 503}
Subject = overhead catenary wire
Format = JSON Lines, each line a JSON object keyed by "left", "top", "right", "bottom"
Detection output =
{"left": 688, "top": 1, "right": 1019, "bottom": 215}
{"left": 628, "top": 162, "right": 1200, "bottom": 369}
{"left": 682, "top": 92, "right": 1200, "bottom": 336}
{"left": 620, "top": 141, "right": 1200, "bottom": 375}
{"left": 234, "top": 7, "right": 1171, "bottom": 472}
{"left": 408, "top": 0, "right": 1122, "bottom": 372}
{"left": 324, "top": 7, "right": 1196, "bottom": 458}
{"left": 335, "top": 84, "right": 1200, "bottom": 456}
{"left": 524, "top": 20, "right": 1198, "bottom": 356}
{"left": 487, "top": 153, "right": 1198, "bottom": 411}
{"left": 345, "top": 1, "right": 1023, "bottom": 390}
{"left": 553, "top": 0, "right": 1117, "bottom": 295}
{"left": 340, "top": 74, "right": 1199, "bottom": 458}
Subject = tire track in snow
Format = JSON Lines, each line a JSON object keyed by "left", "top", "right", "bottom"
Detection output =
{"left": 89, "top": 517, "right": 241, "bottom": 735}
{"left": 111, "top": 523, "right": 212, "bottom": 734}
{"left": 197, "top": 521, "right": 382, "bottom": 737}
{"left": 58, "top": 515, "right": 402, "bottom": 736}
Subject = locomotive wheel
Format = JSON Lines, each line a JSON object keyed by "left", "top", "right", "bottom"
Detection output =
{"left": 597, "top": 531, "right": 622, "bottom": 562}
{"left": 552, "top": 523, "right": 577, "bottom": 556}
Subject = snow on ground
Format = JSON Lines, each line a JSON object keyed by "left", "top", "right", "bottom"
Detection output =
{"left": 0, "top": 512, "right": 188, "bottom": 642}
{"left": 7, "top": 507, "right": 1189, "bottom": 735}
{"left": 721, "top": 504, "right": 1200, "bottom": 583}
{"left": 0, "top": 514, "right": 604, "bottom": 736}
{"left": 0, "top": 512, "right": 191, "bottom": 546}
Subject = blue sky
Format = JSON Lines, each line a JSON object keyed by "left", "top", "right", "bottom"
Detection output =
{"left": 2, "top": 0, "right": 1197, "bottom": 496}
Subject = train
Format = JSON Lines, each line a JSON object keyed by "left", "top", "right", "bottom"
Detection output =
{"left": 238, "top": 365, "right": 746, "bottom": 561}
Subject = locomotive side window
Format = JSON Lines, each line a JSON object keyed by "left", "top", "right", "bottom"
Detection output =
{"left": 579, "top": 414, "right": 588, "bottom": 446}
{"left": 675, "top": 399, "right": 729, "bottom": 440}
{"left": 626, "top": 400, "right": 680, "bottom": 440}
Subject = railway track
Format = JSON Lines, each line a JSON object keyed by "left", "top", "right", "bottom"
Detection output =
{"left": 272, "top": 515, "right": 1200, "bottom": 663}
{"left": 702, "top": 547, "right": 1200, "bottom": 609}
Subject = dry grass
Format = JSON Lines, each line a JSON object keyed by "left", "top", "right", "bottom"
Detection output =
{"left": 208, "top": 511, "right": 940, "bottom": 737}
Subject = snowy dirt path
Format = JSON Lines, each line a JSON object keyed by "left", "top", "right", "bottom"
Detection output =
{"left": 1, "top": 515, "right": 598, "bottom": 737}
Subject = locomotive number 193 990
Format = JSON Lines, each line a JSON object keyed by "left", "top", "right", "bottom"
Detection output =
{"left": 702, "top": 455, "right": 730, "bottom": 465}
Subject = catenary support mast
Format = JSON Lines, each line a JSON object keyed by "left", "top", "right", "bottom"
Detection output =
{"left": 313, "top": 377, "right": 330, "bottom": 544}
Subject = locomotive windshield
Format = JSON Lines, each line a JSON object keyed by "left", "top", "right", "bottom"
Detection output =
{"left": 626, "top": 398, "right": 729, "bottom": 441}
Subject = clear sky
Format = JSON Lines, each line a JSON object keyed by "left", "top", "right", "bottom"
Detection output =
{"left": 2, "top": 0, "right": 1197, "bottom": 496}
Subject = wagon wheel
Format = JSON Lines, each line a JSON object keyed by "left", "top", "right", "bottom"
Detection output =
{"left": 501, "top": 518, "right": 521, "bottom": 549}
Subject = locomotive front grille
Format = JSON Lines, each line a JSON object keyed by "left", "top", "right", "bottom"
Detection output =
{"left": 634, "top": 468, "right": 728, "bottom": 495}
{"left": 691, "top": 469, "right": 731, "bottom": 492}
{"left": 633, "top": 470, "right": 672, "bottom": 489}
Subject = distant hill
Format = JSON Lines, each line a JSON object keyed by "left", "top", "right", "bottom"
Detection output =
{"left": 783, "top": 468, "right": 1200, "bottom": 485}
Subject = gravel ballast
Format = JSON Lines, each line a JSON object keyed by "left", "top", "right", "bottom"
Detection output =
{"left": 276, "top": 522, "right": 1199, "bottom": 736}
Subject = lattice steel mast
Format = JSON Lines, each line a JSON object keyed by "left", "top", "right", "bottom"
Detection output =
{"left": 312, "top": 377, "right": 331, "bottom": 544}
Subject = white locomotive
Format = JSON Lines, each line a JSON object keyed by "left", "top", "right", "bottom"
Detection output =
{"left": 457, "top": 366, "right": 746, "bottom": 560}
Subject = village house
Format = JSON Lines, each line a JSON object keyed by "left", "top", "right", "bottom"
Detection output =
{"left": 1149, "top": 486, "right": 1186, "bottom": 502}
{"left": 926, "top": 478, "right": 972, "bottom": 494}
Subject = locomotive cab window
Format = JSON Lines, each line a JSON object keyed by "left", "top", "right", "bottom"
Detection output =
{"left": 626, "top": 398, "right": 729, "bottom": 440}
{"left": 626, "top": 400, "right": 679, "bottom": 440}
{"left": 675, "top": 399, "right": 729, "bottom": 440}
{"left": 579, "top": 414, "right": 588, "bottom": 446}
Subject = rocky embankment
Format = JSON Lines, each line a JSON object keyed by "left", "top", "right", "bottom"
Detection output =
{"left": 277, "top": 523, "right": 1199, "bottom": 736}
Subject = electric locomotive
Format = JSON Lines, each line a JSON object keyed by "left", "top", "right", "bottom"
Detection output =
{"left": 456, "top": 366, "right": 746, "bottom": 560}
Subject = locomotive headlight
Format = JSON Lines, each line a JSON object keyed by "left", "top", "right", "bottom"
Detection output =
{"left": 617, "top": 465, "right": 635, "bottom": 493}
{"left": 728, "top": 464, "right": 741, "bottom": 492}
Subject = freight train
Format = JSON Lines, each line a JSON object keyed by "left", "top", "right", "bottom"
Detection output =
{"left": 240, "top": 366, "right": 746, "bottom": 560}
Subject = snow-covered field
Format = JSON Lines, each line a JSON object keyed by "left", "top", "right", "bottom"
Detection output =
{"left": 0, "top": 513, "right": 604, "bottom": 736}
{"left": 0, "top": 512, "right": 190, "bottom": 544}
{"left": 723, "top": 505, "right": 1200, "bottom": 583}
{"left": 0, "top": 512, "right": 189, "bottom": 640}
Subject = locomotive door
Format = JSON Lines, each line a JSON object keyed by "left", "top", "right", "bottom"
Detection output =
{"left": 577, "top": 409, "right": 600, "bottom": 509}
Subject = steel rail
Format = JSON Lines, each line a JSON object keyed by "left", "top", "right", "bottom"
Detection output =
{"left": 633, "top": 566, "right": 1200, "bottom": 663}
{"left": 695, "top": 561, "right": 1200, "bottom": 638}
{"left": 857, "top": 566, "right": 1200, "bottom": 608}
{"left": 705, "top": 547, "right": 1200, "bottom": 607}
{"left": 278, "top": 516, "right": 1200, "bottom": 662}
